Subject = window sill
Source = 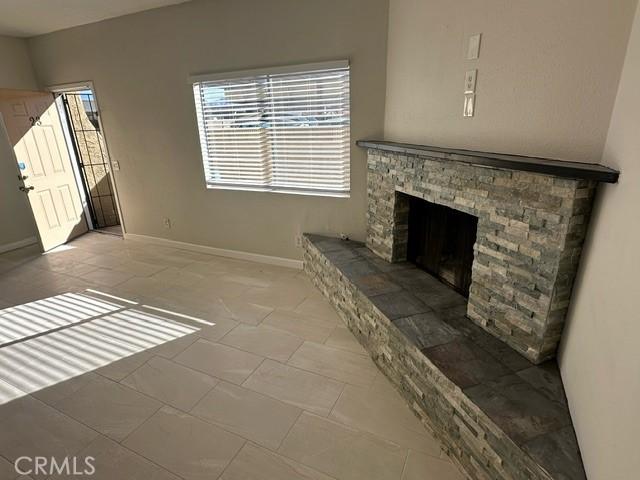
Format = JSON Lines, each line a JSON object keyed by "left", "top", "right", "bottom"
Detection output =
{"left": 205, "top": 184, "right": 350, "bottom": 198}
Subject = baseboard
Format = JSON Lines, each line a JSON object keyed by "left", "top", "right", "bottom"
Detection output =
{"left": 0, "top": 236, "right": 39, "bottom": 255}
{"left": 123, "top": 233, "right": 303, "bottom": 270}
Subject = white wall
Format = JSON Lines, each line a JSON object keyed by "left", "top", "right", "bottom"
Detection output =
{"left": 384, "top": 1, "right": 640, "bottom": 477}
{"left": 27, "top": 0, "right": 389, "bottom": 261}
{"left": 384, "top": 0, "right": 637, "bottom": 162}
{"left": 0, "top": 35, "right": 37, "bottom": 90}
{"left": 559, "top": 2, "right": 640, "bottom": 478}
{"left": 0, "top": 35, "right": 39, "bottom": 249}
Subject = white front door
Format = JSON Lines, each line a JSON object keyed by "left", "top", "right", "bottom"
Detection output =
{"left": 0, "top": 89, "right": 88, "bottom": 251}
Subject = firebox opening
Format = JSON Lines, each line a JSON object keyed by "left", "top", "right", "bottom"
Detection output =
{"left": 406, "top": 196, "right": 478, "bottom": 297}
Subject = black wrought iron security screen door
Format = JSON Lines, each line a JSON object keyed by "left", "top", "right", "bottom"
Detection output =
{"left": 61, "top": 91, "right": 120, "bottom": 229}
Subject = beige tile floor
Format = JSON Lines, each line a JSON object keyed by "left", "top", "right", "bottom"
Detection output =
{"left": 0, "top": 233, "right": 465, "bottom": 480}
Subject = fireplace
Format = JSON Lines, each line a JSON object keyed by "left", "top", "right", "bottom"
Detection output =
{"left": 406, "top": 194, "right": 478, "bottom": 297}
{"left": 303, "top": 140, "right": 618, "bottom": 480}
{"left": 362, "top": 142, "right": 610, "bottom": 364}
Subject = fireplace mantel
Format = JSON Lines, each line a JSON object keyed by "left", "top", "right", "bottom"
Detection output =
{"left": 359, "top": 143, "right": 600, "bottom": 363}
{"left": 356, "top": 140, "right": 620, "bottom": 183}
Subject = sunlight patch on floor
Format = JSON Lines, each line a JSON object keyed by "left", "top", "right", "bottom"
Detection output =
{"left": 0, "top": 290, "right": 206, "bottom": 405}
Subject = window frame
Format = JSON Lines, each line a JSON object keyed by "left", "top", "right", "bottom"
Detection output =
{"left": 190, "top": 60, "right": 351, "bottom": 198}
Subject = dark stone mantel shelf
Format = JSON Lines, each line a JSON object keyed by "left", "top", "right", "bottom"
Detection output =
{"left": 356, "top": 140, "right": 619, "bottom": 183}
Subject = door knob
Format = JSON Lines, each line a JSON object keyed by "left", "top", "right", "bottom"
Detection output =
{"left": 19, "top": 185, "right": 35, "bottom": 192}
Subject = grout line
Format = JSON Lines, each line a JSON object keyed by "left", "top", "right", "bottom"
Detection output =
{"left": 400, "top": 449, "right": 410, "bottom": 480}
{"left": 0, "top": 240, "right": 412, "bottom": 478}
{"left": 275, "top": 408, "right": 305, "bottom": 452}
{"left": 326, "top": 382, "right": 347, "bottom": 419}
{"left": 216, "top": 438, "right": 248, "bottom": 479}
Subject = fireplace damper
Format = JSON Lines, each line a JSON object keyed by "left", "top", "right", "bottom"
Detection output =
{"left": 406, "top": 195, "right": 478, "bottom": 297}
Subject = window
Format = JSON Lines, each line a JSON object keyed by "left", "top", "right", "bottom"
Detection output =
{"left": 191, "top": 61, "right": 350, "bottom": 196}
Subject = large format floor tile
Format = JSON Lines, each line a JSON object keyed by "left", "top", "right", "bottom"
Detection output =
{"left": 174, "top": 338, "right": 264, "bottom": 384}
{"left": 262, "top": 309, "right": 335, "bottom": 343}
{"left": 220, "top": 442, "right": 334, "bottom": 480}
{"left": 122, "top": 356, "right": 219, "bottom": 410}
{"left": 123, "top": 406, "right": 245, "bottom": 480}
{"left": 0, "top": 395, "right": 97, "bottom": 463}
{"left": 191, "top": 381, "right": 301, "bottom": 450}
{"left": 294, "top": 296, "right": 341, "bottom": 322}
{"left": 243, "top": 359, "right": 344, "bottom": 416}
{"left": 220, "top": 324, "right": 304, "bottom": 362}
{"left": 50, "top": 435, "right": 180, "bottom": 480}
{"left": 279, "top": 412, "right": 407, "bottom": 480}
{"left": 218, "top": 298, "right": 274, "bottom": 325}
{"left": 402, "top": 450, "right": 465, "bottom": 480}
{"left": 329, "top": 384, "right": 441, "bottom": 456}
{"left": 0, "top": 456, "right": 16, "bottom": 479}
{"left": 287, "top": 342, "right": 378, "bottom": 387}
{"left": 0, "top": 233, "right": 460, "bottom": 480}
{"left": 48, "top": 374, "right": 162, "bottom": 441}
{"left": 324, "top": 326, "right": 367, "bottom": 355}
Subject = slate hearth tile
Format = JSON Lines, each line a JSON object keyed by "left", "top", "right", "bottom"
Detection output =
{"left": 442, "top": 312, "right": 533, "bottom": 372}
{"left": 393, "top": 312, "right": 461, "bottom": 350}
{"left": 413, "top": 286, "right": 467, "bottom": 312}
{"left": 337, "top": 259, "right": 381, "bottom": 278}
{"left": 522, "top": 426, "right": 586, "bottom": 480}
{"left": 424, "top": 339, "right": 511, "bottom": 388}
{"left": 369, "top": 291, "right": 431, "bottom": 320}
{"left": 434, "top": 303, "right": 468, "bottom": 323}
{"left": 516, "top": 362, "right": 568, "bottom": 406}
{"left": 351, "top": 273, "right": 403, "bottom": 296}
{"left": 354, "top": 248, "right": 413, "bottom": 272}
{"left": 323, "top": 247, "right": 363, "bottom": 266}
{"left": 464, "top": 374, "right": 572, "bottom": 445}
{"left": 387, "top": 267, "right": 443, "bottom": 290}
{"left": 304, "top": 234, "right": 348, "bottom": 253}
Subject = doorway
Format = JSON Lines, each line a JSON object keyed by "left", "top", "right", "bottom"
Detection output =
{"left": 0, "top": 84, "right": 124, "bottom": 253}
{"left": 58, "top": 88, "right": 122, "bottom": 236}
{"left": 0, "top": 89, "right": 89, "bottom": 251}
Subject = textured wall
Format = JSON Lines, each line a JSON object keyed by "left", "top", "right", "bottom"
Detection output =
{"left": 0, "top": 35, "right": 39, "bottom": 249}
{"left": 559, "top": 2, "right": 640, "bottom": 478}
{"left": 384, "top": 0, "right": 637, "bottom": 162}
{"left": 27, "top": 0, "right": 389, "bottom": 260}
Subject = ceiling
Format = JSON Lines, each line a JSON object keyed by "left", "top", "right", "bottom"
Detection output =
{"left": 0, "top": 0, "right": 192, "bottom": 37}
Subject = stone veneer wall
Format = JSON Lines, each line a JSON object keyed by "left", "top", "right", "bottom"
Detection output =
{"left": 366, "top": 149, "right": 596, "bottom": 363}
{"left": 303, "top": 236, "right": 556, "bottom": 480}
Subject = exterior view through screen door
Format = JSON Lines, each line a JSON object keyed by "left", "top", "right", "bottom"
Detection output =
{"left": 0, "top": 89, "right": 88, "bottom": 251}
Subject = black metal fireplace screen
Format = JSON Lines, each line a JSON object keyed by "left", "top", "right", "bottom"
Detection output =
{"left": 406, "top": 196, "right": 478, "bottom": 297}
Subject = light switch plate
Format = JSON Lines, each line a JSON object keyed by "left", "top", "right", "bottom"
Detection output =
{"left": 467, "top": 34, "right": 481, "bottom": 60}
{"left": 464, "top": 69, "right": 477, "bottom": 93}
{"left": 463, "top": 94, "right": 475, "bottom": 117}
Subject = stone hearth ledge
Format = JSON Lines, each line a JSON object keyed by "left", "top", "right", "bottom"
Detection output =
{"left": 361, "top": 141, "right": 608, "bottom": 363}
{"left": 302, "top": 234, "right": 586, "bottom": 480}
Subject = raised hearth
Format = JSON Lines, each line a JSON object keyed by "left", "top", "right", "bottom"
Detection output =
{"left": 361, "top": 141, "right": 610, "bottom": 363}
{"left": 303, "top": 234, "right": 585, "bottom": 480}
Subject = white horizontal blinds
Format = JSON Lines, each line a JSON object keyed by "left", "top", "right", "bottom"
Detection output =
{"left": 192, "top": 63, "right": 350, "bottom": 195}
{"left": 193, "top": 77, "right": 271, "bottom": 187}
{"left": 268, "top": 67, "right": 350, "bottom": 193}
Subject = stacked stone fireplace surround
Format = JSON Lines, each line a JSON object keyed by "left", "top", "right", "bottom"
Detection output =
{"left": 303, "top": 142, "right": 619, "bottom": 480}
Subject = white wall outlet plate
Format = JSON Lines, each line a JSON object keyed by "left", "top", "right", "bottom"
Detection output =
{"left": 467, "top": 33, "right": 481, "bottom": 60}
{"left": 464, "top": 69, "right": 477, "bottom": 93}
{"left": 463, "top": 94, "right": 475, "bottom": 117}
